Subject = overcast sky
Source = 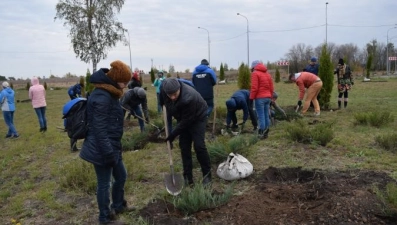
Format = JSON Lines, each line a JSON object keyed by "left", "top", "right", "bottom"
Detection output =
{"left": 1, "top": 0, "right": 396, "bottom": 79}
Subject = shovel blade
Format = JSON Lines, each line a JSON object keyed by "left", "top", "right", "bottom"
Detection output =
{"left": 164, "top": 173, "right": 184, "bottom": 196}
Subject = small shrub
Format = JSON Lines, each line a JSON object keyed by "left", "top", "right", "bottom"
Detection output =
{"left": 375, "top": 133, "right": 397, "bottom": 152}
{"left": 122, "top": 131, "right": 148, "bottom": 151}
{"left": 173, "top": 183, "right": 234, "bottom": 215}
{"left": 286, "top": 120, "right": 334, "bottom": 146}
{"left": 311, "top": 122, "right": 334, "bottom": 146}
{"left": 207, "top": 141, "right": 228, "bottom": 164}
{"left": 59, "top": 160, "right": 96, "bottom": 194}
{"left": 368, "top": 112, "right": 394, "bottom": 127}
{"left": 285, "top": 120, "right": 312, "bottom": 144}
{"left": 353, "top": 112, "right": 368, "bottom": 125}
{"left": 374, "top": 183, "right": 397, "bottom": 216}
{"left": 228, "top": 135, "right": 258, "bottom": 156}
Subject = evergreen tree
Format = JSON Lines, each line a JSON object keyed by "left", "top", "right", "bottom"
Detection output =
{"left": 318, "top": 44, "right": 334, "bottom": 109}
{"left": 275, "top": 68, "right": 280, "bottom": 83}
{"left": 150, "top": 68, "right": 155, "bottom": 83}
{"left": 44, "top": 82, "right": 48, "bottom": 90}
{"left": 366, "top": 54, "right": 373, "bottom": 78}
{"left": 224, "top": 63, "right": 229, "bottom": 71}
{"left": 219, "top": 63, "right": 225, "bottom": 81}
{"left": 26, "top": 82, "right": 30, "bottom": 90}
{"left": 85, "top": 69, "right": 94, "bottom": 95}
{"left": 237, "top": 63, "right": 250, "bottom": 89}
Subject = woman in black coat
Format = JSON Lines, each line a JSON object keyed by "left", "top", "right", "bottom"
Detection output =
{"left": 79, "top": 60, "right": 133, "bottom": 224}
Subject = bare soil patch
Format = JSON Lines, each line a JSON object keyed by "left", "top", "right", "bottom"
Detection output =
{"left": 139, "top": 167, "right": 397, "bottom": 225}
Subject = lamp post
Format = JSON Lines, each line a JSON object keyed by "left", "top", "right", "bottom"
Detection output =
{"left": 198, "top": 27, "right": 210, "bottom": 64}
{"left": 326, "top": 2, "right": 328, "bottom": 44}
{"left": 387, "top": 27, "right": 397, "bottom": 75}
{"left": 237, "top": 13, "right": 249, "bottom": 66}
{"left": 125, "top": 29, "right": 132, "bottom": 71}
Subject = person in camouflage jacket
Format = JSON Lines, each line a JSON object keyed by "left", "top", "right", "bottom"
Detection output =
{"left": 334, "top": 58, "right": 354, "bottom": 109}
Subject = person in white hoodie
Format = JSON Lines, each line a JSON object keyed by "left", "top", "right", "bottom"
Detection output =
{"left": 0, "top": 81, "right": 19, "bottom": 138}
{"left": 29, "top": 77, "right": 47, "bottom": 132}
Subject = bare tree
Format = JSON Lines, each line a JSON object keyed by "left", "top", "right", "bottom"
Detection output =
{"left": 55, "top": 0, "right": 127, "bottom": 73}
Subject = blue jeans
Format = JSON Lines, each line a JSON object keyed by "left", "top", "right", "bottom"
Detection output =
{"left": 255, "top": 98, "right": 271, "bottom": 131}
{"left": 34, "top": 107, "right": 47, "bottom": 129}
{"left": 3, "top": 111, "right": 18, "bottom": 136}
{"left": 205, "top": 98, "right": 214, "bottom": 117}
{"left": 156, "top": 93, "right": 162, "bottom": 113}
{"left": 94, "top": 159, "right": 127, "bottom": 223}
{"left": 131, "top": 105, "right": 145, "bottom": 132}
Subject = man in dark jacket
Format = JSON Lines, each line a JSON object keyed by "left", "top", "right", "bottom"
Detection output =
{"left": 68, "top": 83, "right": 83, "bottom": 99}
{"left": 80, "top": 60, "right": 133, "bottom": 225}
{"left": 120, "top": 87, "right": 149, "bottom": 132}
{"left": 192, "top": 59, "right": 217, "bottom": 118}
{"left": 160, "top": 78, "right": 212, "bottom": 186}
{"left": 225, "top": 89, "right": 258, "bottom": 131}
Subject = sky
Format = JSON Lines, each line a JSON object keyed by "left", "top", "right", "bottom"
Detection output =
{"left": 0, "top": 0, "right": 396, "bottom": 79}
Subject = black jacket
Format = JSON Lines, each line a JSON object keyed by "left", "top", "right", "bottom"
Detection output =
{"left": 160, "top": 80, "right": 207, "bottom": 138}
{"left": 120, "top": 87, "right": 148, "bottom": 120}
{"left": 80, "top": 69, "right": 124, "bottom": 166}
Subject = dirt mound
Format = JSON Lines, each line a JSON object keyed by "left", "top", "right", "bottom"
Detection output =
{"left": 139, "top": 167, "right": 397, "bottom": 225}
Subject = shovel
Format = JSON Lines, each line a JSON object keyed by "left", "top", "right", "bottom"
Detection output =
{"left": 121, "top": 106, "right": 164, "bottom": 137}
{"left": 162, "top": 105, "right": 183, "bottom": 196}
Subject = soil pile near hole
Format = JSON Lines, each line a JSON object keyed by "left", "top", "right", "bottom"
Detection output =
{"left": 139, "top": 167, "right": 397, "bottom": 225}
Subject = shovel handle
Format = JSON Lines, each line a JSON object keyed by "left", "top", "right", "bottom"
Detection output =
{"left": 163, "top": 106, "right": 174, "bottom": 166}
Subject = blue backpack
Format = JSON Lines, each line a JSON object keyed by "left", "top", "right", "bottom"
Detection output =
{"left": 62, "top": 98, "right": 88, "bottom": 139}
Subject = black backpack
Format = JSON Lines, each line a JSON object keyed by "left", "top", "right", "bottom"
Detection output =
{"left": 62, "top": 98, "right": 88, "bottom": 139}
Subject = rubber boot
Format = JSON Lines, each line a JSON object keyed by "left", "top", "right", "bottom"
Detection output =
{"left": 344, "top": 101, "right": 348, "bottom": 108}
{"left": 70, "top": 139, "right": 78, "bottom": 152}
{"left": 184, "top": 175, "right": 194, "bottom": 187}
{"left": 202, "top": 172, "right": 212, "bottom": 186}
{"left": 258, "top": 129, "right": 264, "bottom": 139}
{"left": 263, "top": 128, "right": 269, "bottom": 139}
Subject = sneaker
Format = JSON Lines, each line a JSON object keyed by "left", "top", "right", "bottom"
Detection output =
{"left": 12, "top": 135, "right": 20, "bottom": 139}
{"left": 314, "top": 112, "right": 320, "bottom": 116}
{"left": 5, "top": 134, "right": 12, "bottom": 139}
{"left": 113, "top": 200, "right": 136, "bottom": 215}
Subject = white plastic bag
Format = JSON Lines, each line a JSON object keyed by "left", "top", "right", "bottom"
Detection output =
{"left": 217, "top": 153, "right": 253, "bottom": 181}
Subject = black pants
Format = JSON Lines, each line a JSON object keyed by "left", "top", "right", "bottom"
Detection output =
{"left": 178, "top": 118, "right": 211, "bottom": 180}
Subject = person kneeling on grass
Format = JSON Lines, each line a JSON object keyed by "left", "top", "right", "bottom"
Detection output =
{"left": 225, "top": 89, "right": 258, "bottom": 132}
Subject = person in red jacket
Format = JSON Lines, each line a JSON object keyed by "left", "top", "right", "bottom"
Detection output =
{"left": 289, "top": 72, "right": 323, "bottom": 116}
{"left": 249, "top": 60, "right": 274, "bottom": 139}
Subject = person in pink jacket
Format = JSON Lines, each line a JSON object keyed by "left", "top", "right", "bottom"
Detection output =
{"left": 289, "top": 72, "right": 323, "bottom": 116}
{"left": 29, "top": 77, "right": 47, "bottom": 132}
{"left": 249, "top": 60, "right": 274, "bottom": 139}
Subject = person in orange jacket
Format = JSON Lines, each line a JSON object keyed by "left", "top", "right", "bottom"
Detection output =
{"left": 288, "top": 72, "right": 323, "bottom": 116}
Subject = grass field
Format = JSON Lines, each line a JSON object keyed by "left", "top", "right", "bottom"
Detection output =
{"left": 1, "top": 76, "right": 397, "bottom": 224}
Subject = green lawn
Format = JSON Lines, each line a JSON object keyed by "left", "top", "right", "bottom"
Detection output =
{"left": 1, "top": 77, "right": 397, "bottom": 224}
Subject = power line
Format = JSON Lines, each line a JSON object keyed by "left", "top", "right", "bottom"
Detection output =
{"left": 251, "top": 24, "right": 325, "bottom": 33}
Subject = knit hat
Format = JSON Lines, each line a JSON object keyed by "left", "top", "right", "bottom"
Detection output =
{"left": 106, "top": 60, "right": 132, "bottom": 83}
{"left": 251, "top": 60, "right": 261, "bottom": 69}
{"left": 201, "top": 59, "right": 209, "bottom": 65}
{"left": 162, "top": 78, "right": 180, "bottom": 94}
{"left": 273, "top": 92, "right": 278, "bottom": 99}
{"left": 136, "top": 87, "right": 146, "bottom": 99}
{"left": 2, "top": 81, "right": 9, "bottom": 88}
{"left": 226, "top": 98, "right": 237, "bottom": 110}
{"left": 310, "top": 57, "right": 317, "bottom": 62}
{"left": 338, "top": 58, "right": 344, "bottom": 65}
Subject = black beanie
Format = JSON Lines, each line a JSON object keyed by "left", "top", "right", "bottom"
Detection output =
{"left": 162, "top": 78, "right": 180, "bottom": 95}
{"left": 201, "top": 59, "right": 209, "bottom": 65}
{"left": 338, "top": 58, "right": 344, "bottom": 65}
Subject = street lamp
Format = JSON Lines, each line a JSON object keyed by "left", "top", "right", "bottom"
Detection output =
{"left": 387, "top": 26, "right": 397, "bottom": 75}
{"left": 125, "top": 29, "right": 132, "bottom": 71}
{"left": 326, "top": 2, "right": 328, "bottom": 44}
{"left": 198, "top": 26, "right": 210, "bottom": 64}
{"left": 237, "top": 13, "right": 249, "bottom": 66}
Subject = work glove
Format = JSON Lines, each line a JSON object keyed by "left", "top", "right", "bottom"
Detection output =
{"left": 104, "top": 153, "right": 117, "bottom": 167}
{"left": 165, "top": 132, "right": 176, "bottom": 143}
{"left": 297, "top": 100, "right": 302, "bottom": 107}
